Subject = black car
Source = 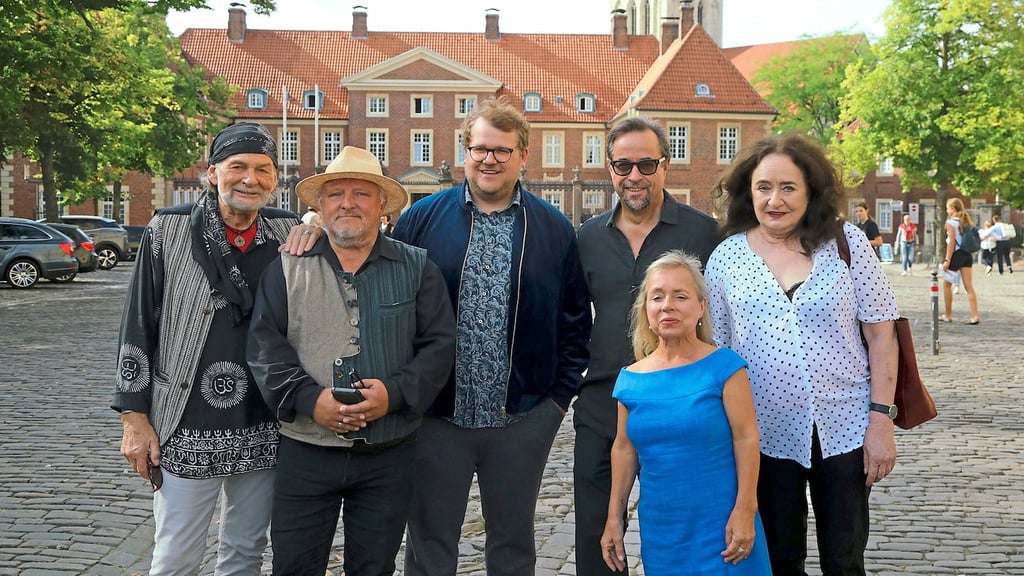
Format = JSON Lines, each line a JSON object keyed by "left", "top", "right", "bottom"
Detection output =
{"left": 0, "top": 217, "right": 79, "bottom": 288}
{"left": 124, "top": 225, "right": 147, "bottom": 261}
{"left": 48, "top": 215, "right": 131, "bottom": 270}
{"left": 47, "top": 223, "right": 99, "bottom": 281}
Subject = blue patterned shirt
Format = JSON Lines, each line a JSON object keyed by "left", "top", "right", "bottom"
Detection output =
{"left": 449, "top": 188, "right": 521, "bottom": 428}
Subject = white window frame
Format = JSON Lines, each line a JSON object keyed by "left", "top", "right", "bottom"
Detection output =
{"left": 668, "top": 124, "right": 689, "bottom": 163}
{"left": 367, "top": 129, "right": 388, "bottom": 166}
{"left": 246, "top": 89, "right": 267, "bottom": 110}
{"left": 280, "top": 129, "right": 299, "bottom": 165}
{"left": 542, "top": 189, "right": 563, "bottom": 211}
{"left": 876, "top": 200, "right": 895, "bottom": 232}
{"left": 584, "top": 189, "right": 605, "bottom": 210}
{"left": 455, "top": 131, "right": 466, "bottom": 166}
{"left": 718, "top": 125, "right": 739, "bottom": 164}
{"left": 524, "top": 93, "right": 542, "bottom": 113}
{"left": 322, "top": 131, "right": 342, "bottom": 165}
{"left": 878, "top": 157, "right": 895, "bottom": 175}
{"left": 583, "top": 132, "right": 604, "bottom": 167}
{"left": 411, "top": 95, "right": 433, "bottom": 117}
{"left": 367, "top": 95, "right": 388, "bottom": 117}
{"left": 303, "top": 90, "right": 323, "bottom": 110}
{"left": 543, "top": 131, "right": 564, "bottom": 168}
{"left": 411, "top": 130, "right": 433, "bottom": 166}
{"left": 576, "top": 93, "right": 596, "bottom": 113}
{"left": 101, "top": 188, "right": 130, "bottom": 222}
{"left": 456, "top": 95, "right": 476, "bottom": 117}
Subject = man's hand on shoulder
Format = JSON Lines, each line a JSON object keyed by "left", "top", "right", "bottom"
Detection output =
{"left": 280, "top": 224, "right": 323, "bottom": 255}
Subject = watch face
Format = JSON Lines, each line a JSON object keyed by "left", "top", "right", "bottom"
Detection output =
{"left": 889, "top": 404, "right": 899, "bottom": 419}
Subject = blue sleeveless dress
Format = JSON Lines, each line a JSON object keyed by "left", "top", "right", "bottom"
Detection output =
{"left": 613, "top": 347, "right": 772, "bottom": 574}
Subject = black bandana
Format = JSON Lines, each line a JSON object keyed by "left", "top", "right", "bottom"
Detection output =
{"left": 190, "top": 190, "right": 270, "bottom": 325}
{"left": 209, "top": 122, "right": 278, "bottom": 168}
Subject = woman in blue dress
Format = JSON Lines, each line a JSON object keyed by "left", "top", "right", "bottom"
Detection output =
{"left": 600, "top": 250, "right": 771, "bottom": 574}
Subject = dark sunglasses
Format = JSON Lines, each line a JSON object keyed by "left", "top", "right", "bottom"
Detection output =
{"left": 610, "top": 157, "right": 665, "bottom": 176}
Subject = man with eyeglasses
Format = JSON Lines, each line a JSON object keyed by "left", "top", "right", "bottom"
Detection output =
{"left": 391, "top": 97, "right": 591, "bottom": 576}
{"left": 573, "top": 115, "right": 719, "bottom": 575}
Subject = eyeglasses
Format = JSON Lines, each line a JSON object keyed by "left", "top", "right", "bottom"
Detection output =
{"left": 609, "top": 157, "right": 666, "bottom": 176}
{"left": 466, "top": 146, "right": 516, "bottom": 163}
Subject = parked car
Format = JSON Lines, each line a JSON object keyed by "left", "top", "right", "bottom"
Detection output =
{"left": 46, "top": 215, "right": 131, "bottom": 270}
{"left": 0, "top": 217, "right": 78, "bottom": 289}
{"left": 124, "top": 225, "right": 147, "bottom": 261}
{"left": 47, "top": 223, "right": 99, "bottom": 281}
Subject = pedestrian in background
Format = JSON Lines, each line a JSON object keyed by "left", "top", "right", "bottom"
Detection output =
{"left": 979, "top": 220, "right": 997, "bottom": 275}
{"left": 941, "top": 198, "right": 980, "bottom": 324}
{"left": 248, "top": 146, "right": 456, "bottom": 575}
{"left": 895, "top": 213, "right": 917, "bottom": 275}
{"left": 600, "top": 250, "right": 770, "bottom": 574}
{"left": 573, "top": 115, "right": 718, "bottom": 576}
{"left": 391, "top": 97, "right": 592, "bottom": 576}
{"left": 707, "top": 132, "right": 899, "bottom": 576}
{"left": 991, "top": 214, "right": 1013, "bottom": 274}
{"left": 853, "top": 201, "right": 883, "bottom": 256}
{"left": 113, "top": 122, "right": 299, "bottom": 575}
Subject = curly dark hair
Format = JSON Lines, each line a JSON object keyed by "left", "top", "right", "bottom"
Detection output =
{"left": 711, "top": 132, "right": 846, "bottom": 254}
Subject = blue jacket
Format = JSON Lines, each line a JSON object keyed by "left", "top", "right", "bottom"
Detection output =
{"left": 391, "top": 182, "right": 591, "bottom": 416}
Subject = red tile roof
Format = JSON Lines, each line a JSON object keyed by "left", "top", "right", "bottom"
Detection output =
{"left": 723, "top": 34, "right": 867, "bottom": 84}
{"left": 180, "top": 25, "right": 775, "bottom": 123}
{"left": 621, "top": 25, "right": 776, "bottom": 116}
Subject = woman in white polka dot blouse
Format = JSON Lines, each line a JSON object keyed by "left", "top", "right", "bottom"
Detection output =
{"left": 705, "top": 133, "right": 900, "bottom": 576}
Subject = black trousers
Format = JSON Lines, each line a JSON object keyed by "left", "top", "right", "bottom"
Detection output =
{"left": 995, "top": 240, "right": 1013, "bottom": 273}
{"left": 757, "top": 431, "right": 871, "bottom": 576}
{"left": 573, "top": 421, "right": 627, "bottom": 576}
{"left": 270, "top": 435, "right": 415, "bottom": 576}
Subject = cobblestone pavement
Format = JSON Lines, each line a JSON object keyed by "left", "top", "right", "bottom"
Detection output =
{"left": 1, "top": 259, "right": 1022, "bottom": 575}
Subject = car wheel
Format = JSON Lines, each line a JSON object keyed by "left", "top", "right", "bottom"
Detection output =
{"left": 52, "top": 272, "right": 78, "bottom": 283}
{"left": 97, "top": 246, "right": 120, "bottom": 270}
{"left": 6, "top": 259, "right": 40, "bottom": 289}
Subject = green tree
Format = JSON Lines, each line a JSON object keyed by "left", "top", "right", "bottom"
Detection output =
{"left": 1, "top": 0, "right": 272, "bottom": 220}
{"left": 837, "top": 0, "right": 1024, "bottom": 256}
{"left": 752, "top": 32, "right": 875, "bottom": 143}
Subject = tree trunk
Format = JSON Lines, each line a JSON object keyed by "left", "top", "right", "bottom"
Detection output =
{"left": 40, "top": 146, "right": 59, "bottom": 222}
{"left": 111, "top": 181, "right": 123, "bottom": 222}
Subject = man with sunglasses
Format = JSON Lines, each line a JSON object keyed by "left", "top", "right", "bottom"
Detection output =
{"left": 573, "top": 115, "right": 719, "bottom": 575}
{"left": 391, "top": 97, "right": 591, "bottom": 576}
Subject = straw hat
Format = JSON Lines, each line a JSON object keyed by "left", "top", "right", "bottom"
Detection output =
{"left": 295, "top": 146, "right": 408, "bottom": 215}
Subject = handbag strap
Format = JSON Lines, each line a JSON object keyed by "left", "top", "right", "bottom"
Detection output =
{"left": 836, "top": 220, "right": 852, "bottom": 268}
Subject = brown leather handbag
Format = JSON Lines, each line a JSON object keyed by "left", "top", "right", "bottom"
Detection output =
{"left": 836, "top": 223, "right": 938, "bottom": 429}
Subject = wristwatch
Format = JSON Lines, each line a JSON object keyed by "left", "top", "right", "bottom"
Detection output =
{"left": 869, "top": 402, "right": 898, "bottom": 420}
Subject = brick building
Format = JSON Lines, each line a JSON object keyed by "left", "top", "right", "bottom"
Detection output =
{"left": 1, "top": 0, "right": 773, "bottom": 225}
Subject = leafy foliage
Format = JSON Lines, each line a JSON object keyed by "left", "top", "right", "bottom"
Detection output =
{"left": 752, "top": 32, "right": 876, "bottom": 143}
{"left": 837, "top": 0, "right": 1024, "bottom": 209}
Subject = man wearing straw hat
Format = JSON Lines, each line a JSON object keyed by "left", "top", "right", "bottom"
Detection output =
{"left": 248, "top": 146, "right": 456, "bottom": 575}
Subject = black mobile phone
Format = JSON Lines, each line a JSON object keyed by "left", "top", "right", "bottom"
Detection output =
{"left": 149, "top": 464, "right": 163, "bottom": 492}
{"left": 332, "top": 357, "right": 365, "bottom": 405}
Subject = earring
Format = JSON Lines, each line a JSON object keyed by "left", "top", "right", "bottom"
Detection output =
{"left": 697, "top": 320, "right": 702, "bottom": 327}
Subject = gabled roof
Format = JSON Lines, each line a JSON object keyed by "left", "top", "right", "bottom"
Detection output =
{"left": 723, "top": 34, "right": 868, "bottom": 83}
{"left": 179, "top": 26, "right": 777, "bottom": 124}
{"left": 180, "top": 29, "right": 664, "bottom": 123}
{"left": 617, "top": 25, "right": 776, "bottom": 118}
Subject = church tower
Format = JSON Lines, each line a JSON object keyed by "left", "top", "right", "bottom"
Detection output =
{"left": 609, "top": 0, "right": 723, "bottom": 46}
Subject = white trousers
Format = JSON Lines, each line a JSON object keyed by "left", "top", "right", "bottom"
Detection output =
{"left": 150, "top": 468, "right": 274, "bottom": 576}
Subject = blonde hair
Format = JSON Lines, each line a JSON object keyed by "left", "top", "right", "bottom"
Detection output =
{"left": 630, "top": 250, "right": 713, "bottom": 360}
{"left": 947, "top": 197, "right": 974, "bottom": 228}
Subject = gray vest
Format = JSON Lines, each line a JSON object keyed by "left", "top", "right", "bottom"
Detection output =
{"left": 280, "top": 241, "right": 426, "bottom": 447}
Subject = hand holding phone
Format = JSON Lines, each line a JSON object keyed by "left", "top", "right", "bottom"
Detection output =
{"left": 332, "top": 357, "right": 366, "bottom": 405}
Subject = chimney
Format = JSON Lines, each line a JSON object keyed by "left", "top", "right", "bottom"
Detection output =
{"left": 485, "top": 8, "right": 500, "bottom": 41}
{"left": 352, "top": 5, "right": 368, "bottom": 40}
{"left": 611, "top": 9, "right": 628, "bottom": 50}
{"left": 661, "top": 17, "right": 678, "bottom": 53}
{"left": 679, "top": 0, "right": 695, "bottom": 36}
{"left": 227, "top": 3, "right": 246, "bottom": 43}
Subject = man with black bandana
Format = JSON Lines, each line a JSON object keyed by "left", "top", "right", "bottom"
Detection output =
{"left": 112, "top": 122, "right": 299, "bottom": 575}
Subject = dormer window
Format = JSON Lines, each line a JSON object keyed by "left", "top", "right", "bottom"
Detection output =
{"left": 524, "top": 93, "right": 542, "bottom": 113}
{"left": 247, "top": 89, "right": 268, "bottom": 110}
{"left": 576, "top": 93, "right": 595, "bottom": 113}
{"left": 303, "top": 90, "right": 324, "bottom": 110}
{"left": 695, "top": 83, "right": 714, "bottom": 98}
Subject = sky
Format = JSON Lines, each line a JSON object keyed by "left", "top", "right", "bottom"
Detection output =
{"left": 165, "top": 0, "right": 893, "bottom": 48}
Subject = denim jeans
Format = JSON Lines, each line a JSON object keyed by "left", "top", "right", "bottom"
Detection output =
{"left": 901, "top": 241, "right": 915, "bottom": 272}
